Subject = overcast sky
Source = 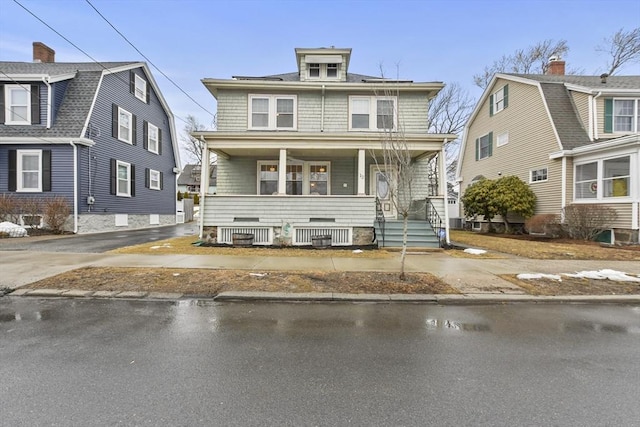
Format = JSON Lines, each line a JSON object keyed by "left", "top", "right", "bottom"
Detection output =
{"left": 1, "top": 0, "right": 639, "bottom": 163}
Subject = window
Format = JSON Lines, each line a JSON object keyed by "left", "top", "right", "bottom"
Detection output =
{"left": 119, "top": 107, "right": 133, "bottom": 143}
{"left": 496, "top": 132, "right": 509, "bottom": 147}
{"left": 575, "top": 155, "right": 631, "bottom": 200}
{"left": 475, "top": 132, "right": 493, "bottom": 160}
{"left": 117, "top": 161, "right": 131, "bottom": 196}
{"left": 613, "top": 99, "right": 639, "bottom": 132}
{"left": 134, "top": 74, "right": 147, "bottom": 102}
{"left": 146, "top": 122, "right": 159, "bottom": 153}
{"left": 17, "top": 150, "right": 42, "bottom": 192}
{"left": 249, "top": 95, "right": 297, "bottom": 130}
{"left": 257, "top": 161, "right": 330, "bottom": 195}
{"left": 349, "top": 96, "right": 397, "bottom": 131}
{"left": 110, "top": 159, "right": 135, "bottom": 197}
{"left": 530, "top": 168, "right": 548, "bottom": 183}
{"left": 490, "top": 84, "right": 509, "bottom": 116}
{"left": 307, "top": 63, "right": 339, "bottom": 79}
{"left": 148, "top": 169, "right": 161, "bottom": 190}
{"left": 4, "top": 85, "right": 31, "bottom": 124}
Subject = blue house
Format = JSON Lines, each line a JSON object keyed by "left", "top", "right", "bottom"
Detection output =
{"left": 0, "top": 42, "right": 180, "bottom": 233}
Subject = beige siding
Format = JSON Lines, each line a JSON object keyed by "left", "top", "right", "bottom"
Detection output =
{"left": 601, "top": 203, "right": 634, "bottom": 229}
{"left": 571, "top": 91, "right": 590, "bottom": 133}
{"left": 460, "top": 78, "right": 563, "bottom": 216}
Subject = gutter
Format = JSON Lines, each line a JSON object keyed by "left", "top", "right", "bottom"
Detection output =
{"left": 321, "top": 85, "right": 325, "bottom": 132}
{"left": 592, "top": 91, "right": 602, "bottom": 140}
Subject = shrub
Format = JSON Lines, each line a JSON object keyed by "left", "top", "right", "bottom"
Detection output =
{"left": 0, "top": 193, "right": 20, "bottom": 223}
{"left": 177, "top": 191, "right": 183, "bottom": 201}
{"left": 193, "top": 193, "right": 200, "bottom": 205}
{"left": 18, "top": 197, "right": 44, "bottom": 229}
{"left": 525, "top": 214, "right": 560, "bottom": 236}
{"left": 562, "top": 204, "right": 617, "bottom": 241}
{"left": 43, "top": 197, "right": 71, "bottom": 234}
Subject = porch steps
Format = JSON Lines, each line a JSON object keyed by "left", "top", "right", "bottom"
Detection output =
{"left": 374, "top": 220, "right": 440, "bottom": 248}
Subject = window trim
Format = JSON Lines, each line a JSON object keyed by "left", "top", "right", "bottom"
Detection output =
{"left": 4, "top": 84, "right": 31, "bottom": 125}
{"left": 496, "top": 132, "right": 509, "bottom": 147}
{"left": 116, "top": 160, "right": 132, "bottom": 197}
{"left": 476, "top": 132, "right": 493, "bottom": 160}
{"left": 574, "top": 154, "right": 633, "bottom": 201}
{"left": 149, "top": 169, "right": 161, "bottom": 190}
{"left": 134, "top": 74, "right": 147, "bottom": 102}
{"left": 16, "top": 149, "right": 42, "bottom": 192}
{"left": 256, "top": 160, "right": 331, "bottom": 195}
{"left": 307, "top": 63, "right": 340, "bottom": 80}
{"left": 530, "top": 167, "right": 548, "bottom": 183}
{"left": 147, "top": 122, "right": 159, "bottom": 154}
{"left": 611, "top": 98, "right": 640, "bottom": 133}
{"left": 348, "top": 95, "right": 397, "bottom": 131}
{"left": 118, "top": 107, "right": 133, "bottom": 144}
{"left": 248, "top": 94, "right": 297, "bottom": 130}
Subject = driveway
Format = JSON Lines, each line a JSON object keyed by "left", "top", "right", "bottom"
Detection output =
{"left": 0, "top": 222, "right": 198, "bottom": 253}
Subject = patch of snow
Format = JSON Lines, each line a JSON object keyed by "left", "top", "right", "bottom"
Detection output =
{"left": 150, "top": 243, "right": 172, "bottom": 250}
{"left": 564, "top": 269, "right": 640, "bottom": 283}
{"left": 517, "top": 273, "right": 563, "bottom": 281}
{"left": 352, "top": 249, "right": 363, "bottom": 254}
{"left": 0, "top": 221, "right": 28, "bottom": 237}
{"left": 464, "top": 248, "right": 487, "bottom": 255}
{"left": 250, "top": 273, "right": 267, "bottom": 277}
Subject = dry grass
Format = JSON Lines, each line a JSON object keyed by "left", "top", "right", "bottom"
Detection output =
{"left": 24, "top": 267, "right": 458, "bottom": 296}
{"left": 108, "top": 235, "right": 393, "bottom": 258}
{"left": 450, "top": 230, "right": 640, "bottom": 261}
{"left": 500, "top": 274, "right": 640, "bottom": 296}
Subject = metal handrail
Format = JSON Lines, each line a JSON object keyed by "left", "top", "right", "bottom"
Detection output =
{"left": 425, "top": 198, "right": 445, "bottom": 248}
{"left": 375, "top": 197, "right": 385, "bottom": 247}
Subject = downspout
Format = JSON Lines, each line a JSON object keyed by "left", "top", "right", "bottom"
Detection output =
{"left": 70, "top": 141, "right": 78, "bottom": 233}
{"left": 320, "top": 85, "right": 325, "bottom": 132}
{"left": 561, "top": 156, "right": 567, "bottom": 220}
{"left": 592, "top": 91, "right": 602, "bottom": 140}
{"left": 43, "top": 77, "right": 52, "bottom": 129}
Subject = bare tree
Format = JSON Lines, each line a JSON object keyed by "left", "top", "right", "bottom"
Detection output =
{"left": 473, "top": 39, "right": 570, "bottom": 89}
{"left": 181, "top": 114, "right": 212, "bottom": 165}
{"left": 597, "top": 27, "right": 640, "bottom": 75}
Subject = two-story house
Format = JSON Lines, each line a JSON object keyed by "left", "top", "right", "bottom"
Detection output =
{"left": 456, "top": 58, "right": 640, "bottom": 243}
{"left": 0, "top": 42, "right": 180, "bottom": 233}
{"left": 192, "top": 47, "right": 455, "bottom": 247}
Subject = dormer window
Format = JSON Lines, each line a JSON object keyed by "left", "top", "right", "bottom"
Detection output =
{"left": 307, "top": 63, "right": 340, "bottom": 80}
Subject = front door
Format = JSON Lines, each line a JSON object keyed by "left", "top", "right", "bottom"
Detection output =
{"left": 370, "top": 165, "right": 396, "bottom": 219}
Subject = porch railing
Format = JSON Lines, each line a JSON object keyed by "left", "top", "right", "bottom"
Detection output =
{"left": 375, "top": 197, "right": 385, "bottom": 247}
{"left": 426, "top": 198, "right": 445, "bottom": 248}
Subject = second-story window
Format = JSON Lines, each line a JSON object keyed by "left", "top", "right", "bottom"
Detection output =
{"left": 490, "top": 84, "right": 509, "bottom": 116}
{"left": 249, "top": 95, "right": 297, "bottom": 130}
{"left": 118, "top": 107, "right": 133, "bottom": 143}
{"left": 349, "top": 96, "right": 397, "bottom": 131}
{"left": 613, "top": 99, "right": 639, "bottom": 132}
{"left": 4, "top": 84, "right": 31, "bottom": 125}
{"left": 130, "top": 70, "right": 148, "bottom": 103}
{"left": 144, "top": 121, "right": 160, "bottom": 154}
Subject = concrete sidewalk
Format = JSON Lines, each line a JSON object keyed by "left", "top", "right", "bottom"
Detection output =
{"left": 2, "top": 249, "right": 639, "bottom": 303}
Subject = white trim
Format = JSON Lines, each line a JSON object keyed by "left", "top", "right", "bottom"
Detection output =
{"left": 116, "top": 160, "right": 132, "bottom": 197}
{"left": 149, "top": 169, "right": 161, "bottom": 190}
{"left": 611, "top": 98, "right": 640, "bottom": 133}
{"left": 117, "top": 107, "right": 133, "bottom": 144}
{"left": 256, "top": 159, "right": 331, "bottom": 195}
{"left": 496, "top": 132, "right": 509, "bottom": 147}
{"left": 4, "top": 84, "right": 31, "bottom": 125}
{"left": 561, "top": 156, "right": 567, "bottom": 212}
{"left": 147, "top": 122, "right": 159, "bottom": 154}
{"left": 348, "top": 95, "right": 397, "bottom": 131}
{"left": 248, "top": 94, "right": 297, "bottom": 130}
{"left": 0, "top": 137, "right": 94, "bottom": 146}
{"left": 134, "top": 74, "right": 147, "bottom": 102}
{"left": 492, "top": 85, "right": 506, "bottom": 114}
{"left": 573, "top": 153, "right": 635, "bottom": 202}
{"left": 529, "top": 167, "right": 548, "bottom": 183}
{"left": 16, "top": 149, "right": 42, "bottom": 192}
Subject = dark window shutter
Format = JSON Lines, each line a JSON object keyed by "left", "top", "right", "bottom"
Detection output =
{"left": 145, "top": 167, "right": 150, "bottom": 188}
{"left": 489, "top": 94, "right": 494, "bottom": 117}
{"left": 503, "top": 84, "right": 509, "bottom": 109}
{"left": 42, "top": 150, "right": 52, "bottom": 191}
{"left": 488, "top": 132, "right": 494, "bottom": 157}
{"left": 158, "top": 129, "right": 162, "bottom": 155}
{"left": 132, "top": 114, "right": 137, "bottom": 145}
{"left": 112, "top": 104, "right": 118, "bottom": 138}
{"left": 146, "top": 83, "right": 150, "bottom": 104}
{"left": 143, "top": 121, "right": 148, "bottom": 150}
{"left": 604, "top": 98, "right": 613, "bottom": 133}
{"left": 129, "top": 70, "right": 135, "bottom": 94}
{"left": 475, "top": 138, "right": 479, "bottom": 161}
{"left": 110, "top": 158, "right": 116, "bottom": 195}
{"left": 8, "top": 149, "right": 17, "bottom": 191}
{"left": 31, "top": 84, "right": 40, "bottom": 124}
{"left": 130, "top": 164, "right": 136, "bottom": 197}
{"left": 0, "top": 85, "right": 5, "bottom": 123}
{"left": 160, "top": 172, "right": 163, "bottom": 190}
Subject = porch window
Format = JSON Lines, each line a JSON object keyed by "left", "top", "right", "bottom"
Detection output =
{"left": 575, "top": 155, "right": 631, "bottom": 200}
{"left": 286, "top": 164, "right": 303, "bottom": 195}
{"left": 249, "top": 95, "right": 297, "bottom": 130}
{"left": 259, "top": 163, "right": 278, "bottom": 195}
{"left": 603, "top": 156, "right": 630, "bottom": 197}
{"left": 309, "top": 164, "right": 328, "bottom": 195}
{"left": 575, "top": 162, "right": 597, "bottom": 199}
{"left": 349, "top": 96, "right": 397, "bottom": 131}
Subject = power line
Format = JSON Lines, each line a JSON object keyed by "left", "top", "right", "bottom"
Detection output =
{"left": 84, "top": 0, "right": 216, "bottom": 120}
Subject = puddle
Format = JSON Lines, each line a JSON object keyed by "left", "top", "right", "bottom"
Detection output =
{"left": 562, "top": 320, "right": 636, "bottom": 334}
{"left": 425, "top": 318, "right": 491, "bottom": 332}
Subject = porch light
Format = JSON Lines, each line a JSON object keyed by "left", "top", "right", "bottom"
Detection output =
{"left": 319, "top": 167, "right": 325, "bottom": 172}
{"left": 269, "top": 166, "right": 276, "bottom": 172}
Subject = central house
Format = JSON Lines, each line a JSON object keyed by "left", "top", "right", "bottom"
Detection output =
{"left": 193, "top": 47, "right": 455, "bottom": 247}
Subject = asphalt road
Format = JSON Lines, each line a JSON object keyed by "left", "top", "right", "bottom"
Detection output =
{"left": 0, "top": 222, "right": 198, "bottom": 253}
{"left": 1, "top": 299, "right": 639, "bottom": 426}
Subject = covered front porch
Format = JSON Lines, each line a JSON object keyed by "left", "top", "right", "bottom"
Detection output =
{"left": 193, "top": 132, "right": 454, "bottom": 247}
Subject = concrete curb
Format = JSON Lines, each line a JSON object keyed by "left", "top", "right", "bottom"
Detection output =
{"left": 7, "top": 288, "right": 639, "bottom": 305}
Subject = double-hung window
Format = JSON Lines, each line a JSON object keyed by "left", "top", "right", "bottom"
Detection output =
{"left": 349, "top": 96, "right": 397, "bottom": 131}
{"left": 490, "top": 84, "right": 509, "bottom": 116}
{"left": 134, "top": 74, "right": 147, "bottom": 102}
{"left": 613, "top": 99, "right": 639, "bottom": 132}
{"left": 146, "top": 122, "right": 159, "bottom": 153}
{"left": 476, "top": 132, "right": 493, "bottom": 160}
{"left": 307, "top": 63, "right": 339, "bottom": 79}
{"left": 118, "top": 107, "right": 133, "bottom": 143}
{"left": 575, "top": 155, "right": 631, "bottom": 200}
{"left": 116, "top": 160, "right": 132, "bottom": 197}
{"left": 249, "top": 95, "right": 297, "bottom": 130}
{"left": 149, "top": 169, "right": 161, "bottom": 190}
{"left": 4, "top": 85, "right": 31, "bottom": 125}
{"left": 258, "top": 163, "right": 279, "bottom": 195}
{"left": 17, "top": 150, "right": 42, "bottom": 192}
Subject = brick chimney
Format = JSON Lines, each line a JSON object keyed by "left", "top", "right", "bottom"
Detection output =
{"left": 546, "top": 56, "right": 565, "bottom": 75}
{"left": 33, "top": 42, "right": 55, "bottom": 63}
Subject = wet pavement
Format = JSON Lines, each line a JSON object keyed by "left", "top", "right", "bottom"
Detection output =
{"left": 1, "top": 298, "right": 639, "bottom": 426}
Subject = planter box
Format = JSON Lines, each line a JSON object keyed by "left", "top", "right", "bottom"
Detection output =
{"left": 311, "top": 234, "right": 332, "bottom": 249}
{"left": 232, "top": 233, "right": 254, "bottom": 247}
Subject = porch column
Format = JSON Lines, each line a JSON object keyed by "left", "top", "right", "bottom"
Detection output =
{"left": 199, "top": 144, "right": 209, "bottom": 239}
{"left": 357, "top": 149, "right": 366, "bottom": 195}
{"left": 278, "top": 149, "right": 287, "bottom": 195}
{"left": 440, "top": 143, "right": 450, "bottom": 244}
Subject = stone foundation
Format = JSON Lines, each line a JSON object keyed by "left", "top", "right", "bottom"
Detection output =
{"left": 353, "top": 227, "right": 375, "bottom": 246}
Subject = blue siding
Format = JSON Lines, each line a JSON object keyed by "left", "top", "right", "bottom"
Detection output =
{"left": 51, "top": 79, "right": 69, "bottom": 125}
{"left": 0, "top": 144, "right": 75, "bottom": 206}
{"left": 84, "top": 68, "right": 177, "bottom": 215}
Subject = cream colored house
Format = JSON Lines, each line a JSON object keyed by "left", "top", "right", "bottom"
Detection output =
{"left": 192, "top": 47, "right": 455, "bottom": 247}
{"left": 456, "top": 59, "right": 640, "bottom": 243}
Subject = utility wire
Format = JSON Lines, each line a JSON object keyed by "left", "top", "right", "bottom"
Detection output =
{"left": 84, "top": 0, "right": 216, "bottom": 120}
